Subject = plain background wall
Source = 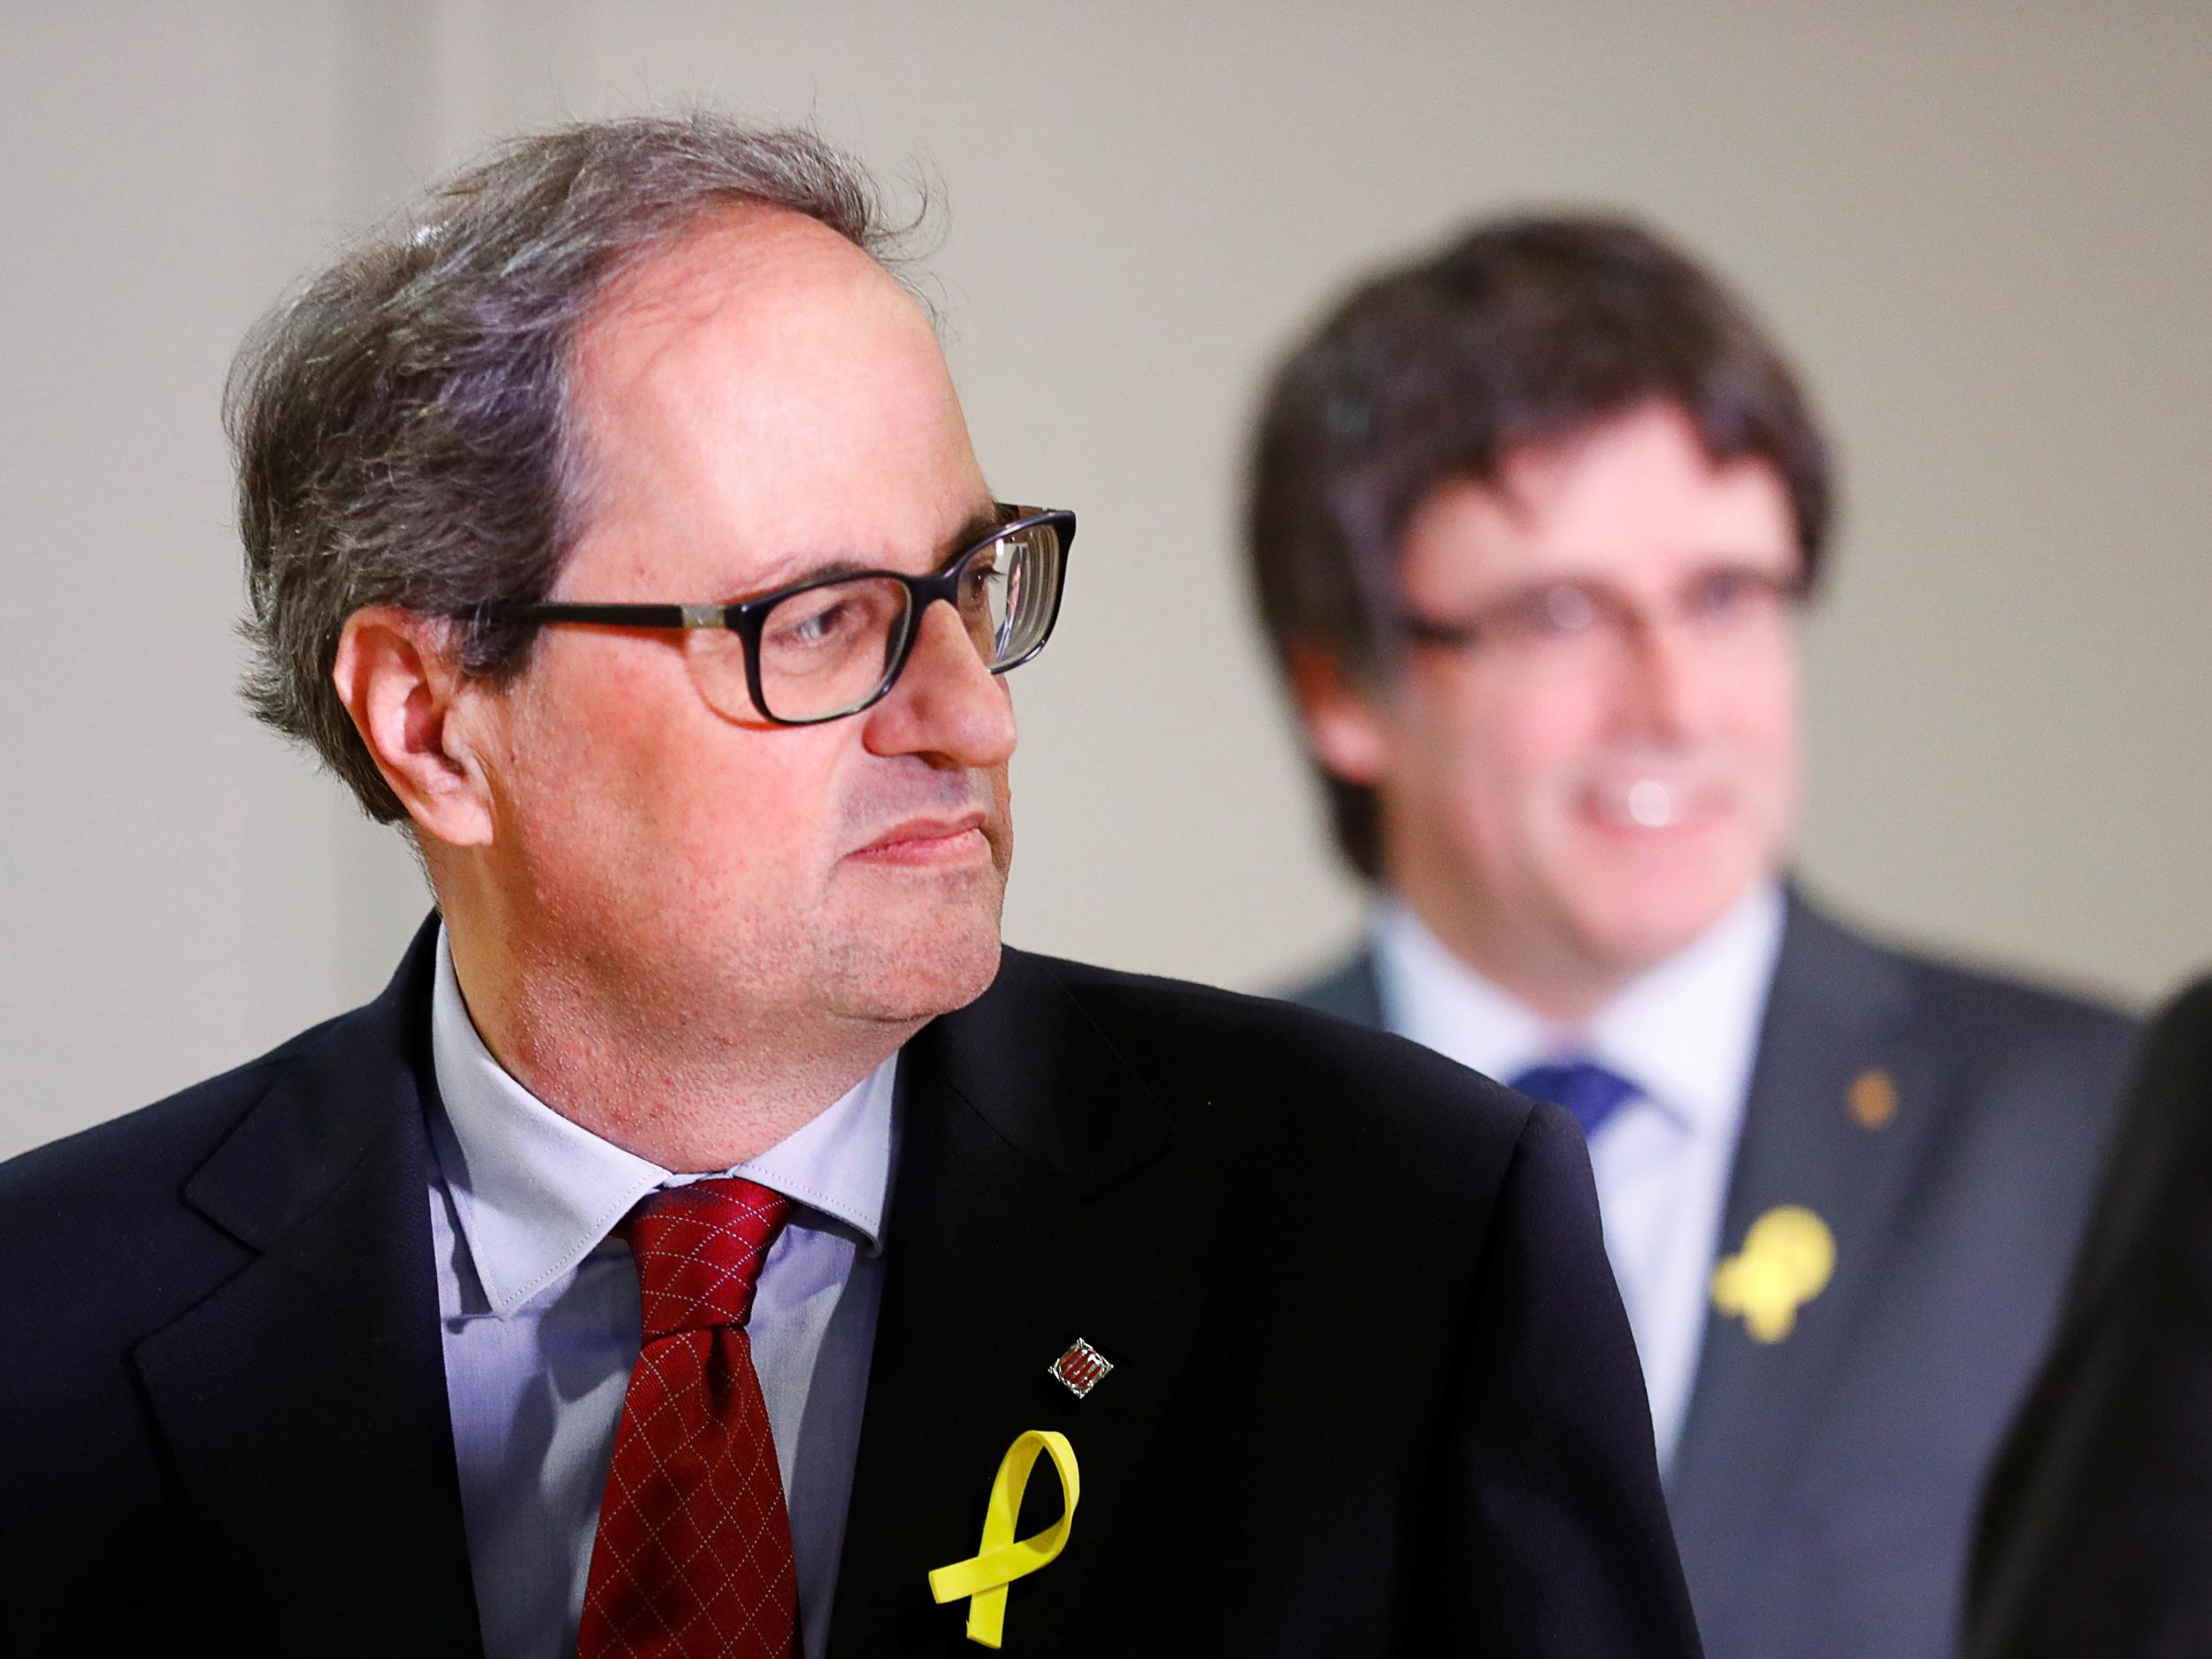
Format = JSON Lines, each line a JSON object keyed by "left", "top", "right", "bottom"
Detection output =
{"left": 3, "top": 1, "right": 2207, "bottom": 1159}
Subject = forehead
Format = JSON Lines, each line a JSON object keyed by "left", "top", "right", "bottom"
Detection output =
{"left": 565, "top": 209, "right": 988, "bottom": 595}
{"left": 1398, "top": 402, "right": 1798, "bottom": 598}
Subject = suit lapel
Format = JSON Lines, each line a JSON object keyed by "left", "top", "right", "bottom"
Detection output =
{"left": 133, "top": 921, "right": 482, "bottom": 1653}
{"left": 1667, "top": 895, "right": 1940, "bottom": 1633}
{"left": 829, "top": 949, "right": 1210, "bottom": 1655}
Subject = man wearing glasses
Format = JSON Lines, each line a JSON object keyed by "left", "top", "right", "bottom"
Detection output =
{"left": 1249, "top": 215, "right": 2136, "bottom": 1659}
{"left": 0, "top": 119, "right": 1698, "bottom": 1655}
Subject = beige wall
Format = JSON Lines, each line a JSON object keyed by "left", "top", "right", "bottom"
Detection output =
{"left": 3, "top": 1, "right": 2207, "bottom": 1157}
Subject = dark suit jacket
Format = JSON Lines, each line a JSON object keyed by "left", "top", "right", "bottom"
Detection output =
{"left": 1291, "top": 891, "right": 2135, "bottom": 1659}
{"left": 0, "top": 921, "right": 1701, "bottom": 1656}
{"left": 1967, "top": 973, "right": 2212, "bottom": 1659}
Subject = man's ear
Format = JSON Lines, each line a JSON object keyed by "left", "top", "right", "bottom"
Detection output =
{"left": 331, "top": 608, "right": 497, "bottom": 849}
{"left": 1286, "top": 641, "right": 1393, "bottom": 787}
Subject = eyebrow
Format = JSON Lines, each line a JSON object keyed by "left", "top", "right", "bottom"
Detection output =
{"left": 929, "top": 504, "right": 1011, "bottom": 572}
{"left": 1433, "top": 553, "right": 1801, "bottom": 612}
{"left": 1503, "top": 551, "right": 1798, "bottom": 588}
{"left": 722, "top": 502, "right": 1008, "bottom": 600}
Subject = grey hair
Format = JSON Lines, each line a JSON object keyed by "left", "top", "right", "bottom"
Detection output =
{"left": 227, "top": 111, "right": 921, "bottom": 821}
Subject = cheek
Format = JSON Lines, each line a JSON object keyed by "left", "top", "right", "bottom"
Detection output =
{"left": 638, "top": 741, "right": 858, "bottom": 910}
{"left": 1426, "top": 683, "right": 1600, "bottom": 836}
{"left": 497, "top": 643, "right": 847, "bottom": 910}
{"left": 1724, "top": 660, "right": 1805, "bottom": 808}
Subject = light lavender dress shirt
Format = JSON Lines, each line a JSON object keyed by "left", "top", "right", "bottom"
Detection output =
{"left": 424, "top": 928, "right": 895, "bottom": 1659}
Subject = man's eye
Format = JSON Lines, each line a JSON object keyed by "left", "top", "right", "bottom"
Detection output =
{"left": 773, "top": 596, "right": 856, "bottom": 649}
{"left": 960, "top": 562, "right": 1005, "bottom": 605}
{"left": 1511, "top": 585, "right": 1599, "bottom": 637}
{"left": 1686, "top": 570, "right": 1773, "bottom": 620}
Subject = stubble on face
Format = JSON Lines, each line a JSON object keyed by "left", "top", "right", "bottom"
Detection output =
{"left": 803, "top": 745, "right": 1015, "bottom": 1018}
{"left": 488, "top": 681, "right": 1013, "bottom": 1056}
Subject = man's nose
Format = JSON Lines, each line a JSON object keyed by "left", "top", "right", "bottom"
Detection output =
{"left": 863, "top": 599, "right": 1020, "bottom": 767}
{"left": 1609, "top": 609, "right": 1709, "bottom": 739}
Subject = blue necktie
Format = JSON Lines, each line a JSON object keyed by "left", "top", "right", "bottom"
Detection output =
{"left": 1508, "top": 1060, "right": 1640, "bottom": 1139}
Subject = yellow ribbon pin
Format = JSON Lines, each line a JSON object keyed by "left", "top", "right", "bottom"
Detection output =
{"left": 1711, "top": 1205, "right": 1835, "bottom": 1342}
{"left": 927, "top": 1430, "right": 1081, "bottom": 1649}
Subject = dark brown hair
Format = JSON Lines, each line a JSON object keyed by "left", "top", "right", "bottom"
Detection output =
{"left": 1245, "top": 213, "right": 1834, "bottom": 879}
{"left": 228, "top": 112, "right": 912, "bottom": 821}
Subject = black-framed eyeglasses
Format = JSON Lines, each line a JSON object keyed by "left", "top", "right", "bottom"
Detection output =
{"left": 1396, "top": 564, "right": 1806, "bottom": 664}
{"left": 467, "top": 504, "right": 1073, "bottom": 726}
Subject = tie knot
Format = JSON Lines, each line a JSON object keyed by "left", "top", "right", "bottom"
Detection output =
{"left": 619, "top": 1177, "right": 790, "bottom": 1340}
{"left": 1508, "top": 1059, "right": 1640, "bottom": 1140}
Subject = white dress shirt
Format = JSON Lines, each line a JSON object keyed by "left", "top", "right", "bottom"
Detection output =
{"left": 424, "top": 928, "right": 895, "bottom": 1659}
{"left": 1371, "top": 882, "right": 1786, "bottom": 1469}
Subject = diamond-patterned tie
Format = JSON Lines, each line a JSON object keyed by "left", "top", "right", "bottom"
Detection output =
{"left": 1508, "top": 1059, "right": 1641, "bottom": 1140}
{"left": 577, "top": 1178, "right": 797, "bottom": 1659}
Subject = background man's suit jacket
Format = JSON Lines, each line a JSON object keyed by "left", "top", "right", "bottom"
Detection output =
{"left": 0, "top": 923, "right": 1701, "bottom": 1656}
{"left": 1291, "top": 891, "right": 2135, "bottom": 1659}
{"left": 1968, "top": 973, "right": 2212, "bottom": 1659}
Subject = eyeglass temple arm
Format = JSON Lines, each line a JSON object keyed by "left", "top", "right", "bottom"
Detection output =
{"left": 1396, "top": 611, "right": 1482, "bottom": 648}
{"left": 469, "top": 602, "right": 724, "bottom": 629}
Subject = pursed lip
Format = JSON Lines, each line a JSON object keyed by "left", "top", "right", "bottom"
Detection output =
{"left": 849, "top": 808, "right": 992, "bottom": 862}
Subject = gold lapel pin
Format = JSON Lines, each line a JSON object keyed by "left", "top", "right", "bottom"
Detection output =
{"left": 1848, "top": 1069, "right": 1898, "bottom": 1130}
{"left": 1712, "top": 1205, "right": 1835, "bottom": 1343}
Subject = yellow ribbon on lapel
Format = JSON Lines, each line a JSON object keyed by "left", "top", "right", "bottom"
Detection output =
{"left": 1712, "top": 1205, "right": 1835, "bottom": 1342}
{"left": 926, "top": 1430, "right": 1081, "bottom": 1648}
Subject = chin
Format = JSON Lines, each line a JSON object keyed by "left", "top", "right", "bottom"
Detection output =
{"left": 864, "top": 933, "right": 1003, "bottom": 1023}
{"left": 1571, "top": 869, "right": 1751, "bottom": 973}
{"left": 826, "top": 893, "right": 1007, "bottom": 1024}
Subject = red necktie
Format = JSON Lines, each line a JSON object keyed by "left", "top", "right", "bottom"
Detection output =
{"left": 577, "top": 1178, "right": 798, "bottom": 1659}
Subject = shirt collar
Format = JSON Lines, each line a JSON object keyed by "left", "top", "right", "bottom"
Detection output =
{"left": 427, "top": 926, "right": 896, "bottom": 1318}
{"left": 1371, "top": 898, "right": 1551, "bottom": 1082}
{"left": 1371, "top": 881, "right": 1786, "bottom": 1137}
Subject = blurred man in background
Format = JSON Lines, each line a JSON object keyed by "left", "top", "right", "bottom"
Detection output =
{"left": 1246, "top": 213, "right": 2136, "bottom": 1659}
